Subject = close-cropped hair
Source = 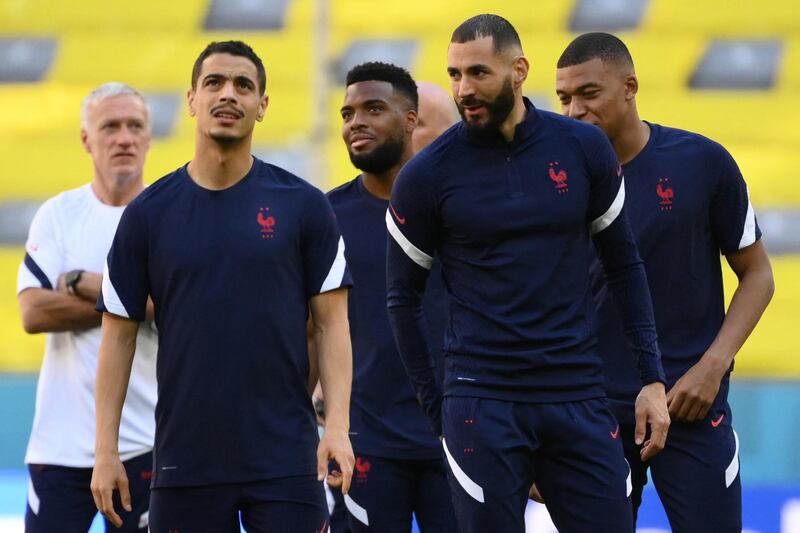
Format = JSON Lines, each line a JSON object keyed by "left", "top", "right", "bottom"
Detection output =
{"left": 557, "top": 32, "right": 634, "bottom": 69}
{"left": 345, "top": 62, "right": 419, "bottom": 111}
{"left": 191, "top": 40, "right": 267, "bottom": 95}
{"left": 80, "top": 82, "right": 149, "bottom": 130}
{"left": 451, "top": 14, "right": 522, "bottom": 53}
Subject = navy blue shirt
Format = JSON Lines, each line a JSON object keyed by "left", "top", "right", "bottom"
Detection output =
{"left": 386, "top": 100, "right": 664, "bottom": 435}
{"left": 328, "top": 176, "right": 445, "bottom": 459}
{"left": 592, "top": 123, "right": 761, "bottom": 423}
{"left": 98, "top": 158, "right": 352, "bottom": 488}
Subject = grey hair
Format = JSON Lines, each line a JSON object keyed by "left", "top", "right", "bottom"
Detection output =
{"left": 80, "top": 82, "right": 149, "bottom": 129}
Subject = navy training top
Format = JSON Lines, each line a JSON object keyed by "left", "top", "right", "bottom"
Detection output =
{"left": 591, "top": 123, "right": 761, "bottom": 423}
{"left": 328, "top": 176, "right": 446, "bottom": 459}
{"left": 98, "top": 157, "right": 352, "bottom": 488}
{"left": 386, "top": 99, "right": 664, "bottom": 435}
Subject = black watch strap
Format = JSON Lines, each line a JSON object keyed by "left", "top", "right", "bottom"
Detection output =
{"left": 65, "top": 269, "right": 84, "bottom": 296}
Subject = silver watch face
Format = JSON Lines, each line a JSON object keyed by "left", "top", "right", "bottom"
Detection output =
{"left": 66, "top": 270, "right": 82, "bottom": 292}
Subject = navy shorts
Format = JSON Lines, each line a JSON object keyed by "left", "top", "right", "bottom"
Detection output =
{"left": 442, "top": 396, "right": 633, "bottom": 533}
{"left": 621, "top": 401, "right": 741, "bottom": 532}
{"left": 149, "top": 474, "right": 328, "bottom": 533}
{"left": 25, "top": 451, "right": 152, "bottom": 532}
{"left": 342, "top": 452, "right": 457, "bottom": 533}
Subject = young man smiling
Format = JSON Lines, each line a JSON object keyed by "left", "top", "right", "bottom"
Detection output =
{"left": 556, "top": 32, "right": 774, "bottom": 532}
{"left": 91, "top": 40, "right": 354, "bottom": 532}
{"left": 386, "top": 14, "right": 670, "bottom": 533}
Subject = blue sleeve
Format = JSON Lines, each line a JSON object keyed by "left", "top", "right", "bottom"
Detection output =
{"left": 584, "top": 131, "right": 665, "bottom": 386}
{"left": 97, "top": 201, "right": 149, "bottom": 321}
{"left": 303, "top": 188, "right": 352, "bottom": 297}
{"left": 708, "top": 143, "right": 761, "bottom": 254}
{"left": 386, "top": 156, "right": 443, "bottom": 436}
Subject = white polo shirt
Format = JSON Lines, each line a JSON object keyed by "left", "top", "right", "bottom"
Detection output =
{"left": 17, "top": 183, "right": 157, "bottom": 467}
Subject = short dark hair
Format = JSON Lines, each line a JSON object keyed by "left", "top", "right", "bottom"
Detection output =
{"left": 192, "top": 41, "right": 267, "bottom": 95}
{"left": 345, "top": 62, "right": 419, "bottom": 111}
{"left": 451, "top": 14, "right": 522, "bottom": 53}
{"left": 557, "top": 32, "right": 633, "bottom": 69}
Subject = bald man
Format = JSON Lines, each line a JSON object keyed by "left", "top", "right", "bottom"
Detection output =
{"left": 411, "top": 82, "right": 458, "bottom": 153}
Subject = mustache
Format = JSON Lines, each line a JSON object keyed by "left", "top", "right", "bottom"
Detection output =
{"left": 210, "top": 105, "right": 244, "bottom": 117}
{"left": 458, "top": 97, "right": 488, "bottom": 108}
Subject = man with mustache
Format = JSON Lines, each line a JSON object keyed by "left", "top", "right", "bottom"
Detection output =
{"left": 386, "top": 14, "right": 669, "bottom": 533}
{"left": 17, "top": 82, "right": 157, "bottom": 532}
{"left": 556, "top": 32, "right": 774, "bottom": 532}
{"left": 91, "top": 41, "right": 354, "bottom": 532}
{"left": 326, "top": 62, "right": 458, "bottom": 532}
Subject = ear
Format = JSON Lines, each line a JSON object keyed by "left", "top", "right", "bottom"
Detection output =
{"left": 406, "top": 109, "right": 418, "bottom": 133}
{"left": 513, "top": 55, "right": 530, "bottom": 89}
{"left": 187, "top": 89, "right": 196, "bottom": 117}
{"left": 80, "top": 129, "right": 91, "bottom": 154}
{"left": 625, "top": 74, "right": 639, "bottom": 101}
{"left": 256, "top": 94, "right": 269, "bottom": 122}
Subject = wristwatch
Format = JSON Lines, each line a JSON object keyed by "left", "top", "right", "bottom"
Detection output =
{"left": 65, "top": 269, "right": 84, "bottom": 296}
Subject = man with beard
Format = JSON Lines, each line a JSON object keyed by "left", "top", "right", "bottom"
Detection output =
{"left": 90, "top": 40, "right": 354, "bottom": 532}
{"left": 326, "top": 62, "right": 458, "bottom": 533}
{"left": 556, "top": 33, "right": 774, "bottom": 532}
{"left": 385, "top": 14, "right": 670, "bottom": 533}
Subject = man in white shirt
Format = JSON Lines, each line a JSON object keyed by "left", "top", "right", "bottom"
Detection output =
{"left": 17, "top": 82, "right": 157, "bottom": 532}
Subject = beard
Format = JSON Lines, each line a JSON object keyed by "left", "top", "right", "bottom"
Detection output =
{"left": 457, "top": 76, "right": 515, "bottom": 139}
{"left": 348, "top": 135, "right": 405, "bottom": 174}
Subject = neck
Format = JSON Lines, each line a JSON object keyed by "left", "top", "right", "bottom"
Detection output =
{"left": 499, "top": 94, "right": 527, "bottom": 142}
{"left": 359, "top": 144, "right": 414, "bottom": 200}
{"left": 187, "top": 132, "right": 254, "bottom": 190}
{"left": 611, "top": 109, "right": 650, "bottom": 165}
{"left": 91, "top": 174, "right": 144, "bottom": 206}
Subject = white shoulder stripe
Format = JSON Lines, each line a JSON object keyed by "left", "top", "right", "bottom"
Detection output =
{"left": 442, "top": 438, "right": 485, "bottom": 503}
{"left": 590, "top": 178, "right": 626, "bottom": 235}
{"left": 320, "top": 236, "right": 347, "bottom": 293}
{"left": 385, "top": 209, "right": 433, "bottom": 270}
{"left": 344, "top": 494, "right": 369, "bottom": 525}
{"left": 739, "top": 185, "right": 757, "bottom": 249}
{"left": 101, "top": 260, "right": 130, "bottom": 319}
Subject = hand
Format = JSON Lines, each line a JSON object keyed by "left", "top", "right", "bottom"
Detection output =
{"left": 317, "top": 427, "right": 354, "bottom": 494}
{"left": 634, "top": 382, "right": 670, "bottom": 461}
{"left": 666, "top": 355, "right": 726, "bottom": 423}
{"left": 326, "top": 468, "right": 343, "bottom": 489}
{"left": 91, "top": 454, "right": 131, "bottom": 528}
{"left": 528, "top": 483, "right": 544, "bottom": 503}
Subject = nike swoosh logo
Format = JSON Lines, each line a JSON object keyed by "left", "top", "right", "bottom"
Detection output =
{"left": 389, "top": 204, "right": 406, "bottom": 224}
{"left": 610, "top": 424, "right": 620, "bottom": 439}
{"left": 711, "top": 414, "right": 725, "bottom": 428}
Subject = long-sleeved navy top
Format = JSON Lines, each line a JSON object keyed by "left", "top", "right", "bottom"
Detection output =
{"left": 386, "top": 99, "right": 664, "bottom": 435}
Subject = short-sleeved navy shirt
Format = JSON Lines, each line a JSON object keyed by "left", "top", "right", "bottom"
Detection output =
{"left": 592, "top": 123, "right": 761, "bottom": 422}
{"left": 328, "top": 176, "right": 445, "bottom": 460}
{"left": 98, "top": 158, "right": 352, "bottom": 488}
